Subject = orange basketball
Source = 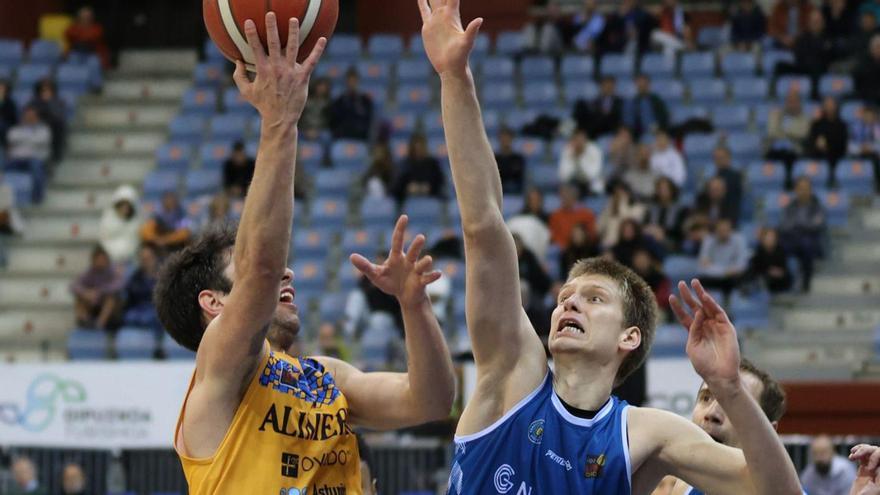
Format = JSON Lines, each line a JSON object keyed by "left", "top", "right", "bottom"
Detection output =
{"left": 203, "top": 0, "right": 338, "bottom": 68}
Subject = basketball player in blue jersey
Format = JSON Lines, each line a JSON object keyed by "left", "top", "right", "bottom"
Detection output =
{"left": 417, "top": 0, "right": 803, "bottom": 493}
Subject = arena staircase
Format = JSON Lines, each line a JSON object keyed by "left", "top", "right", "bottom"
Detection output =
{"left": 0, "top": 50, "right": 196, "bottom": 362}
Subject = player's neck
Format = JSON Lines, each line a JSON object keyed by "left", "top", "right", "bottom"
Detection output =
{"left": 552, "top": 356, "right": 615, "bottom": 411}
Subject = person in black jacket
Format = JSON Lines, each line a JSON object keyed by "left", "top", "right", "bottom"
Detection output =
{"left": 0, "top": 80, "right": 17, "bottom": 147}
{"left": 749, "top": 227, "right": 794, "bottom": 293}
{"left": 854, "top": 34, "right": 880, "bottom": 105}
{"left": 780, "top": 177, "right": 827, "bottom": 292}
{"left": 806, "top": 97, "right": 849, "bottom": 186}
{"left": 222, "top": 141, "right": 256, "bottom": 198}
{"left": 559, "top": 223, "right": 601, "bottom": 277}
{"left": 513, "top": 233, "right": 552, "bottom": 334}
{"left": 495, "top": 127, "right": 526, "bottom": 195}
{"left": 774, "top": 10, "right": 833, "bottom": 99}
{"left": 623, "top": 74, "right": 670, "bottom": 139}
{"left": 393, "top": 133, "right": 446, "bottom": 204}
{"left": 328, "top": 68, "right": 374, "bottom": 140}
{"left": 573, "top": 76, "right": 623, "bottom": 138}
{"left": 730, "top": 0, "right": 767, "bottom": 50}
{"left": 694, "top": 176, "right": 740, "bottom": 227}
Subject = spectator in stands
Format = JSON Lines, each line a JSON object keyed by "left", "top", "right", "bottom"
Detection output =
{"left": 0, "top": 80, "right": 17, "bottom": 145}
{"left": 849, "top": 105, "right": 880, "bottom": 193}
{"left": 698, "top": 217, "right": 750, "bottom": 299}
{"left": 682, "top": 210, "right": 712, "bottom": 256}
{"left": 60, "top": 462, "right": 86, "bottom": 495}
{"left": 65, "top": 6, "right": 110, "bottom": 68}
{"left": 426, "top": 274, "right": 451, "bottom": 327}
{"left": 9, "top": 456, "right": 45, "bottom": 495}
{"left": 393, "top": 134, "right": 445, "bottom": 204}
{"left": 522, "top": 0, "right": 566, "bottom": 55}
{"left": 362, "top": 142, "right": 396, "bottom": 199}
{"left": 712, "top": 146, "right": 744, "bottom": 214}
{"left": 70, "top": 245, "right": 124, "bottom": 331}
{"left": 849, "top": 11, "right": 879, "bottom": 61}
{"left": 116, "top": 243, "right": 163, "bottom": 354}
{"left": 522, "top": 187, "right": 550, "bottom": 224}
{"left": 854, "top": 34, "right": 880, "bottom": 105}
{"left": 328, "top": 69, "right": 373, "bottom": 140}
{"left": 608, "top": 126, "right": 639, "bottom": 178}
{"left": 0, "top": 174, "right": 23, "bottom": 267}
{"left": 644, "top": 176, "right": 689, "bottom": 251}
{"left": 559, "top": 223, "right": 601, "bottom": 276}
{"left": 611, "top": 218, "right": 664, "bottom": 268}
{"left": 597, "top": 179, "right": 646, "bottom": 248}
{"left": 300, "top": 77, "right": 331, "bottom": 141}
{"left": 730, "top": 0, "right": 767, "bottom": 50}
{"left": 550, "top": 183, "right": 597, "bottom": 248}
{"left": 649, "top": 129, "right": 686, "bottom": 188}
{"left": 99, "top": 184, "right": 141, "bottom": 264}
{"left": 140, "top": 191, "right": 192, "bottom": 253}
{"left": 192, "top": 192, "right": 236, "bottom": 232}
{"left": 571, "top": 0, "right": 606, "bottom": 53}
{"left": 695, "top": 176, "right": 740, "bottom": 226}
{"left": 800, "top": 435, "right": 858, "bottom": 495}
{"left": 822, "top": 0, "right": 857, "bottom": 60}
{"left": 780, "top": 177, "right": 826, "bottom": 292}
{"left": 29, "top": 79, "right": 68, "bottom": 161}
{"left": 558, "top": 129, "right": 604, "bottom": 196}
{"left": 574, "top": 76, "right": 623, "bottom": 138}
{"left": 806, "top": 96, "right": 849, "bottom": 186}
{"left": 623, "top": 143, "right": 657, "bottom": 201}
{"left": 766, "top": 87, "right": 811, "bottom": 182}
{"left": 496, "top": 127, "right": 527, "bottom": 195}
{"left": 768, "top": 0, "right": 816, "bottom": 49}
{"left": 651, "top": 0, "right": 693, "bottom": 58}
{"left": 631, "top": 247, "right": 672, "bottom": 315}
{"left": 749, "top": 227, "right": 794, "bottom": 293}
{"left": 5, "top": 106, "right": 50, "bottom": 202}
{"left": 222, "top": 141, "right": 255, "bottom": 198}
{"left": 344, "top": 250, "right": 404, "bottom": 338}
{"left": 599, "top": 0, "right": 655, "bottom": 56}
{"left": 863, "top": 0, "right": 880, "bottom": 24}
{"left": 624, "top": 74, "right": 670, "bottom": 139}
{"left": 514, "top": 232, "right": 552, "bottom": 305}
{"left": 509, "top": 188, "right": 552, "bottom": 259}
{"left": 774, "top": 11, "right": 833, "bottom": 99}
{"left": 317, "top": 322, "right": 351, "bottom": 361}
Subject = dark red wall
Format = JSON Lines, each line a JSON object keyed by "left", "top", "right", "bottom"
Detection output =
{"left": 779, "top": 382, "right": 880, "bottom": 435}
{"left": 356, "top": 0, "right": 531, "bottom": 36}
{"left": 0, "top": 0, "right": 62, "bottom": 41}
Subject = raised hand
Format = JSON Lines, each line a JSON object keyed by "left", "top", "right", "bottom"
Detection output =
{"left": 669, "top": 280, "right": 741, "bottom": 390}
{"left": 850, "top": 445, "right": 880, "bottom": 495}
{"left": 350, "top": 216, "right": 442, "bottom": 308}
{"left": 418, "top": 0, "right": 484, "bottom": 76}
{"left": 232, "top": 13, "right": 327, "bottom": 126}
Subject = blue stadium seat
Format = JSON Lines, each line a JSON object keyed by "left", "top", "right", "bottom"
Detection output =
{"left": 316, "top": 169, "right": 354, "bottom": 197}
{"left": 776, "top": 75, "right": 811, "bottom": 98}
{"left": 819, "top": 75, "right": 853, "bottom": 98}
{"left": 422, "top": 109, "right": 445, "bottom": 138}
{"left": 429, "top": 138, "right": 449, "bottom": 160}
{"left": 522, "top": 81, "right": 558, "bottom": 106}
{"left": 689, "top": 78, "right": 727, "bottom": 103}
{"left": 472, "top": 34, "right": 491, "bottom": 59}
{"left": 671, "top": 105, "right": 710, "bottom": 125}
{"left": 697, "top": 26, "right": 724, "bottom": 48}
{"left": 204, "top": 39, "right": 225, "bottom": 62}
{"left": 193, "top": 61, "right": 227, "bottom": 87}
{"left": 156, "top": 143, "right": 193, "bottom": 171}
{"left": 56, "top": 64, "right": 91, "bottom": 93}
{"left": 68, "top": 329, "right": 109, "bottom": 360}
{"left": 15, "top": 64, "right": 52, "bottom": 87}
{"left": 652, "top": 325, "right": 688, "bottom": 357}
{"left": 360, "top": 196, "right": 397, "bottom": 228}
{"left": 793, "top": 159, "right": 830, "bottom": 184}
{"left": 222, "top": 87, "right": 255, "bottom": 115}
{"left": 359, "top": 83, "right": 389, "bottom": 109}
{"left": 292, "top": 259, "right": 328, "bottom": 293}
{"left": 315, "top": 59, "right": 351, "bottom": 80}
{"left": 185, "top": 169, "right": 222, "bottom": 197}
{"left": 727, "top": 132, "right": 762, "bottom": 157}
{"left": 0, "top": 66, "right": 11, "bottom": 81}
{"left": 730, "top": 76, "right": 769, "bottom": 102}
{"left": 599, "top": 54, "right": 635, "bottom": 77}
{"left": 356, "top": 60, "right": 392, "bottom": 83}
{"left": 720, "top": 52, "right": 757, "bottom": 76}
{"left": 297, "top": 141, "right": 324, "bottom": 170}
{"left": 181, "top": 88, "right": 217, "bottom": 115}
{"left": 396, "top": 84, "right": 432, "bottom": 110}
{"left": 663, "top": 256, "right": 700, "bottom": 283}
{"left": 528, "top": 164, "right": 559, "bottom": 193}
{"left": 209, "top": 115, "right": 248, "bottom": 140}
{"left": 437, "top": 260, "right": 465, "bottom": 290}
{"left": 761, "top": 50, "right": 793, "bottom": 75}
{"left": 711, "top": 105, "right": 750, "bottom": 130}
{"left": 841, "top": 101, "right": 863, "bottom": 124}
{"left": 326, "top": 34, "right": 362, "bottom": 59}
{"left": 367, "top": 34, "right": 404, "bottom": 58}
{"left": 762, "top": 191, "right": 792, "bottom": 224}
{"left": 116, "top": 328, "right": 155, "bottom": 360}
{"left": 640, "top": 53, "right": 676, "bottom": 77}
{"left": 481, "top": 81, "right": 517, "bottom": 109}
{"left": 0, "top": 38, "right": 24, "bottom": 66}
{"left": 342, "top": 228, "right": 381, "bottom": 254}
{"left": 396, "top": 58, "right": 432, "bottom": 83}
{"left": 404, "top": 197, "right": 444, "bottom": 224}
{"left": 388, "top": 111, "right": 418, "bottom": 137}
{"left": 311, "top": 199, "right": 347, "bottom": 228}
{"left": 479, "top": 56, "right": 515, "bottom": 80}
{"left": 330, "top": 140, "right": 369, "bottom": 170}
{"left": 683, "top": 134, "right": 720, "bottom": 160}
{"left": 27, "top": 39, "right": 62, "bottom": 64}
{"left": 142, "top": 171, "right": 181, "bottom": 199}
{"left": 168, "top": 115, "right": 206, "bottom": 145}
{"left": 561, "top": 55, "right": 594, "bottom": 78}
{"left": 483, "top": 110, "right": 502, "bottom": 136}
{"left": 746, "top": 161, "right": 786, "bottom": 194}
{"left": 836, "top": 159, "right": 875, "bottom": 195}
{"left": 359, "top": 321, "right": 397, "bottom": 370}
{"left": 512, "top": 137, "right": 545, "bottom": 161}
{"left": 681, "top": 52, "right": 715, "bottom": 77}
{"left": 200, "top": 141, "right": 232, "bottom": 170}
{"left": 520, "top": 56, "right": 555, "bottom": 81}
{"left": 292, "top": 229, "right": 336, "bottom": 260}
{"left": 407, "top": 33, "right": 425, "bottom": 56}
{"left": 505, "top": 108, "right": 540, "bottom": 133}
{"left": 564, "top": 81, "right": 599, "bottom": 105}
{"left": 502, "top": 195, "right": 525, "bottom": 219}
{"left": 817, "top": 190, "right": 850, "bottom": 227}
{"left": 730, "top": 293, "right": 770, "bottom": 329}
{"left": 4, "top": 172, "right": 33, "bottom": 207}
{"left": 652, "top": 79, "right": 685, "bottom": 102}
{"left": 495, "top": 30, "right": 523, "bottom": 55}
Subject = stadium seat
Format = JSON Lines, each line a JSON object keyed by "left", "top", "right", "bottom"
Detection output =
{"left": 396, "top": 58, "right": 432, "bottom": 83}
{"left": 819, "top": 75, "right": 853, "bottom": 98}
{"left": 663, "top": 256, "right": 700, "bottom": 284}
{"left": 388, "top": 111, "right": 418, "bottom": 137}
{"left": 512, "top": 137, "right": 545, "bottom": 161}
{"left": 652, "top": 79, "right": 685, "bottom": 102}
{"left": 403, "top": 197, "right": 444, "bottom": 224}
{"left": 330, "top": 140, "right": 369, "bottom": 170}
{"left": 422, "top": 109, "right": 445, "bottom": 137}
{"left": 681, "top": 52, "right": 715, "bottom": 77}
{"left": 564, "top": 80, "right": 599, "bottom": 105}
{"left": 359, "top": 83, "right": 389, "bottom": 109}
{"left": 696, "top": 26, "right": 724, "bottom": 48}
{"left": 711, "top": 105, "right": 750, "bottom": 130}
{"left": 528, "top": 164, "right": 559, "bottom": 193}
{"left": 359, "top": 321, "right": 397, "bottom": 370}
{"left": 315, "top": 59, "right": 350, "bottom": 80}
{"left": 116, "top": 328, "right": 156, "bottom": 360}
{"left": 360, "top": 196, "right": 397, "bottom": 228}
{"left": 156, "top": 143, "right": 193, "bottom": 171}
{"left": 326, "top": 34, "right": 362, "bottom": 59}
{"left": 727, "top": 132, "right": 762, "bottom": 158}
{"left": 522, "top": 81, "right": 558, "bottom": 106}
{"left": 437, "top": 260, "right": 465, "bottom": 290}
{"left": 181, "top": 88, "right": 217, "bottom": 115}
{"left": 315, "top": 169, "right": 354, "bottom": 197}
{"left": 471, "top": 34, "right": 491, "bottom": 59}
{"left": 367, "top": 34, "right": 404, "bottom": 58}
{"left": 68, "top": 329, "right": 109, "bottom": 360}
{"left": 817, "top": 190, "right": 851, "bottom": 227}
{"left": 292, "top": 229, "right": 336, "bottom": 260}
{"left": 222, "top": 87, "right": 255, "bottom": 115}
{"left": 561, "top": 55, "right": 594, "bottom": 78}
{"left": 208, "top": 114, "right": 248, "bottom": 141}
{"left": 356, "top": 60, "right": 392, "bottom": 83}
{"left": 683, "top": 134, "right": 720, "bottom": 160}
{"left": 640, "top": 53, "right": 676, "bottom": 77}
{"left": 730, "top": 76, "right": 769, "bottom": 103}
{"left": 396, "top": 84, "right": 432, "bottom": 110}
{"left": 520, "top": 56, "right": 555, "bottom": 81}
{"left": 27, "top": 39, "right": 62, "bottom": 64}
{"left": 689, "top": 78, "right": 728, "bottom": 103}
{"left": 841, "top": 101, "right": 864, "bottom": 123}
{"left": 836, "top": 160, "right": 875, "bottom": 195}
{"left": 142, "top": 171, "right": 181, "bottom": 199}
{"left": 618, "top": 79, "right": 638, "bottom": 99}
{"left": 720, "top": 52, "right": 757, "bottom": 76}
{"left": 652, "top": 324, "right": 688, "bottom": 357}
{"left": 203, "top": 38, "right": 225, "bottom": 62}
{"left": 407, "top": 33, "right": 425, "bottom": 57}
{"left": 670, "top": 105, "right": 709, "bottom": 125}
{"left": 793, "top": 159, "right": 830, "bottom": 184}
{"left": 311, "top": 199, "right": 347, "bottom": 228}
{"left": 761, "top": 50, "right": 793, "bottom": 75}
{"left": 479, "top": 56, "right": 515, "bottom": 80}
{"left": 342, "top": 227, "right": 382, "bottom": 254}
{"left": 745, "top": 161, "right": 786, "bottom": 194}
{"left": 505, "top": 109, "right": 540, "bottom": 133}
{"left": 0, "top": 38, "right": 24, "bottom": 66}
{"left": 194, "top": 61, "right": 226, "bottom": 87}
{"left": 168, "top": 115, "right": 206, "bottom": 145}
{"left": 776, "top": 75, "right": 811, "bottom": 98}
{"left": 292, "top": 259, "right": 328, "bottom": 293}
{"left": 495, "top": 30, "right": 523, "bottom": 55}
{"left": 15, "top": 63, "right": 52, "bottom": 88}
{"left": 481, "top": 81, "right": 517, "bottom": 109}
{"left": 730, "top": 293, "right": 770, "bottom": 330}
{"left": 599, "top": 54, "right": 635, "bottom": 77}
{"left": 56, "top": 64, "right": 91, "bottom": 93}
{"left": 4, "top": 172, "right": 34, "bottom": 207}
{"left": 762, "top": 191, "right": 792, "bottom": 225}
{"left": 199, "top": 141, "right": 232, "bottom": 170}
{"left": 502, "top": 195, "right": 525, "bottom": 219}
{"left": 185, "top": 169, "right": 222, "bottom": 198}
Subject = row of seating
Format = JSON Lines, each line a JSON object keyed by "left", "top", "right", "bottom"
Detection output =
{"left": 0, "top": 38, "right": 71, "bottom": 65}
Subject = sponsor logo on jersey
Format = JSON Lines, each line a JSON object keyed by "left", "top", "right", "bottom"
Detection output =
{"left": 281, "top": 487, "right": 307, "bottom": 495}
{"left": 259, "top": 404, "right": 353, "bottom": 440}
{"left": 527, "top": 419, "right": 545, "bottom": 445}
{"left": 281, "top": 452, "right": 300, "bottom": 478}
{"left": 300, "top": 449, "right": 351, "bottom": 472}
{"left": 545, "top": 449, "right": 572, "bottom": 471}
{"left": 494, "top": 464, "right": 515, "bottom": 494}
{"left": 584, "top": 453, "right": 606, "bottom": 478}
{"left": 280, "top": 484, "right": 346, "bottom": 495}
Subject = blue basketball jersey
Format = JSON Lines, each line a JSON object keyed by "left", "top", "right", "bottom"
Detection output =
{"left": 448, "top": 373, "right": 632, "bottom": 495}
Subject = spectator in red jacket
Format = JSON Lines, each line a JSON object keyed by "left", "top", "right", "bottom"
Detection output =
{"left": 65, "top": 6, "right": 111, "bottom": 68}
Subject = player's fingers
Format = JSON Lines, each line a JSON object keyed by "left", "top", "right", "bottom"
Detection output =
{"left": 243, "top": 19, "right": 267, "bottom": 67}
{"left": 285, "top": 18, "right": 300, "bottom": 65}
{"left": 464, "top": 18, "right": 483, "bottom": 43}
{"left": 417, "top": 0, "right": 432, "bottom": 22}
{"left": 691, "top": 309, "right": 706, "bottom": 337}
{"left": 692, "top": 279, "right": 722, "bottom": 318}
{"left": 669, "top": 295, "right": 694, "bottom": 330}
{"left": 868, "top": 448, "right": 880, "bottom": 473}
{"left": 406, "top": 234, "right": 426, "bottom": 264}
{"left": 421, "top": 271, "right": 442, "bottom": 286}
{"left": 350, "top": 254, "right": 379, "bottom": 277}
{"left": 391, "top": 215, "right": 408, "bottom": 254}
{"left": 265, "top": 12, "right": 282, "bottom": 59}
{"left": 232, "top": 60, "right": 250, "bottom": 92}
{"left": 678, "top": 280, "right": 702, "bottom": 313}
{"left": 301, "top": 37, "right": 327, "bottom": 76}
{"left": 415, "top": 255, "right": 434, "bottom": 274}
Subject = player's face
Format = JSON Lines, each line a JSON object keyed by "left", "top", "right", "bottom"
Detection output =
{"left": 220, "top": 259, "right": 301, "bottom": 337}
{"left": 548, "top": 274, "right": 630, "bottom": 359}
{"left": 691, "top": 372, "right": 764, "bottom": 448}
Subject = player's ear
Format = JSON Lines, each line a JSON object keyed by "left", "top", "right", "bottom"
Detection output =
{"left": 619, "top": 326, "right": 641, "bottom": 352}
{"left": 198, "top": 289, "right": 225, "bottom": 318}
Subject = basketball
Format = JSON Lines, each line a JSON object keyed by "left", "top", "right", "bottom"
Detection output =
{"left": 202, "top": 0, "right": 338, "bottom": 67}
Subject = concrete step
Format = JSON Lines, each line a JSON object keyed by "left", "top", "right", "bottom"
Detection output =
{"left": 99, "top": 79, "right": 190, "bottom": 103}
{"left": 1, "top": 245, "right": 92, "bottom": 276}
{"left": 118, "top": 50, "right": 198, "bottom": 75}
{"left": 0, "top": 277, "right": 75, "bottom": 306}
{"left": 39, "top": 187, "right": 117, "bottom": 214}
{"left": 782, "top": 308, "right": 880, "bottom": 331}
{"left": 79, "top": 105, "right": 178, "bottom": 130}
{"left": 811, "top": 273, "right": 880, "bottom": 296}
{"left": 54, "top": 159, "right": 153, "bottom": 187}
{"left": 0, "top": 309, "right": 74, "bottom": 344}
{"left": 839, "top": 243, "right": 880, "bottom": 263}
{"left": 0, "top": 347, "right": 68, "bottom": 364}
{"left": 862, "top": 209, "right": 880, "bottom": 230}
{"left": 68, "top": 131, "right": 166, "bottom": 156}
{"left": 20, "top": 217, "right": 99, "bottom": 243}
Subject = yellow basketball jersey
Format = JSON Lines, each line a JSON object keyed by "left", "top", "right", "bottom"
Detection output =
{"left": 175, "top": 346, "right": 362, "bottom": 495}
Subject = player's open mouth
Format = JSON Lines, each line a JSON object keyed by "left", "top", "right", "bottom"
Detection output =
{"left": 279, "top": 288, "right": 296, "bottom": 305}
{"left": 557, "top": 318, "right": 585, "bottom": 335}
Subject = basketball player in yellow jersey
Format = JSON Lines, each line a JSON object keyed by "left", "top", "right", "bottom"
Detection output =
{"left": 154, "top": 14, "right": 456, "bottom": 495}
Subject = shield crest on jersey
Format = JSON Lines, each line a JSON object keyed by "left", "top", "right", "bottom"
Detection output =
{"left": 584, "top": 454, "right": 606, "bottom": 478}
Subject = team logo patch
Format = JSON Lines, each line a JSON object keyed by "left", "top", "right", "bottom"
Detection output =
{"left": 527, "top": 419, "right": 545, "bottom": 445}
{"left": 584, "top": 454, "right": 606, "bottom": 478}
{"left": 493, "top": 464, "right": 515, "bottom": 494}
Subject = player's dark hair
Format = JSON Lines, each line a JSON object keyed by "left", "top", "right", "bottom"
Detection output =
{"left": 739, "top": 358, "right": 787, "bottom": 422}
{"left": 567, "top": 258, "right": 658, "bottom": 387}
{"left": 154, "top": 224, "right": 236, "bottom": 352}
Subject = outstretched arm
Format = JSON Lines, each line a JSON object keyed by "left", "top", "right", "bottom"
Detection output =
{"left": 318, "top": 216, "right": 455, "bottom": 430}
{"left": 419, "top": 0, "right": 545, "bottom": 386}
